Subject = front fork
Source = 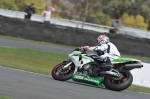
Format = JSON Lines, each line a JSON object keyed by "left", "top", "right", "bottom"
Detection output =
{"left": 63, "top": 61, "right": 78, "bottom": 74}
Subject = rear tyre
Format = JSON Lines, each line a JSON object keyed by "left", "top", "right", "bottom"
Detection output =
{"left": 52, "top": 63, "right": 75, "bottom": 81}
{"left": 104, "top": 71, "right": 133, "bottom": 91}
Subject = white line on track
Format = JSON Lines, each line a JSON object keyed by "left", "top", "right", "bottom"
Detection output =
{"left": 138, "top": 92, "right": 150, "bottom": 95}
{"left": 0, "top": 65, "right": 50, "bottom": 77}
{"left": 0, "top": 45, "right": 15, "bottom": 48}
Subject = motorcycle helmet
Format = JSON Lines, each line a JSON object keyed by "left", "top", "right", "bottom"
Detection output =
{"left": 97, "top": 34, "right": 109, "bottom": 45}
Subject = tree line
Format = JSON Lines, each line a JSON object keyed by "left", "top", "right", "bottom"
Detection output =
{"left": 0, "top": 0, "right": 150, "bottom": 30}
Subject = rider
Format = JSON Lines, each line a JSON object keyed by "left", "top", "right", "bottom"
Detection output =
{"left": 81, "top": 34, "right": 121, "bottom": 70}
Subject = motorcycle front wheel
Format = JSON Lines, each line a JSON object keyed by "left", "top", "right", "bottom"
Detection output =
{"left": 51, "top": 62, "right": 75, "bottom": 81}
{"left": 104, "top": 71, "right": 133, "bottom": 91}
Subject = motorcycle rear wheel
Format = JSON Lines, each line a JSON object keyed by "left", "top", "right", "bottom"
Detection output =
{"left": 104, "top": 71, "right": 133, "bottom": 91}
{"left": 52, "top": 62, "right": 75, "bottom": 81}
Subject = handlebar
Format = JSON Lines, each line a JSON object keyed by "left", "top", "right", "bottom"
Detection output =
{"left": 73, "top": 47, "right": 86, "bottom": 53}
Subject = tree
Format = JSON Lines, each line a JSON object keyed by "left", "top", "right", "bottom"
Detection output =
{"left": 1, "top": 0, "right": 150, "bottom": 30}
{"left": 122, "top": 13, "right": 135, "bottom": 27}
{"left": 135, "top": 14, "right": 148, "bottom": 30}
{"left": 20, "top": 0, "right": 46, "bottom": 14}
{"left": 50, "top": 0, "right": 69, "bottom": 18}
{"left": 103, "top": 0, "right": 132, "bottom": 18}
{"left": 0, "top": 0, "right": 46, "bottom": 13}
{"left": 122, "top": 13, "right": 148, "bottom": 30}
{"left": 0, "top": 0, "right": 18, "bottom": 10}
{"left": 67, "top": 0, "right": 112, "bottom": 24}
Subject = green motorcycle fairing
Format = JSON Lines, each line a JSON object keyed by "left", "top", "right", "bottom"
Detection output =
{"left": 72, "top": 57, "right": 141, "bottom": 87}
{"left": 112, "top": 57, "right": 133, "bottom": 63}
{"left": 72, "top": 74, "right": 103, "bottom": 87}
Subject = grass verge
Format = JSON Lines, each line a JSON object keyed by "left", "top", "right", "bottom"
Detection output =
{"left": 0, "top": 97, "right": 12, "bottom": 99}
{"left": 0, "top": 35, "right": 150, "bottom": 61}
{"left": 0, "top": 46, "right": 150, "bottom": 93}
{"left": 128, "top": 85, "right": 150, "bottom": 93}
{"left": 0, "top": 46, "right": 67, "bottom": 75}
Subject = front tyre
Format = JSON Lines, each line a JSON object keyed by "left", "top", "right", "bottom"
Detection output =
{"left": 104, "top": 71, "right": 133, "bottom": 91}
{"left": 52, "top": 62, "right": 75, "bottom": 81}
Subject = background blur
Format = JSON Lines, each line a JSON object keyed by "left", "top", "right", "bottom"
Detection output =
{"left": 0, "top": 0, "right": 150, "bottom": 30}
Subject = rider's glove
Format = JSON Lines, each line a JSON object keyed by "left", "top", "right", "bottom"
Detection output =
{"left": 81, "top": 46, "right": 89, "bottom": 51}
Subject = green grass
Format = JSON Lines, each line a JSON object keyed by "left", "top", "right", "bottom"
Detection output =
{"left": 0, "top": 35, "right": 150, "bottom": 93}
{"left": 0, "top": 46, "right": 67, "bottom": 75}
{"left": 128, "top": 85, "right": 150, "bottom": 93}
{"left": 0, "top": 46, "right": 150, "bottom": 93}
{"left": 0, "top": 97, "right": 12, "bottom": 99}
{"left": 0, "top": 35, "right": 150, "bottom": 61}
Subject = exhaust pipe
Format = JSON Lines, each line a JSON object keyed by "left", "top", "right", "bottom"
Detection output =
{"left": 101, "top": 69, "right": 120, "bottom": 77}
{"left": 124, "top": 63, "right": 143, "bottom": 69}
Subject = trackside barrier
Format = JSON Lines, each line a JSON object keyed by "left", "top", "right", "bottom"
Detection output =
{"left": 1, "top": 8, "right": 150, "bottom": 39}
{"left": 131, "top": 63, "right": 150, "bottom": 88}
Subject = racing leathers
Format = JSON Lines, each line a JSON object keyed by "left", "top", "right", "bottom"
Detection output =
{"left": 82, "top": 42, "right": 121, "bottom": 69}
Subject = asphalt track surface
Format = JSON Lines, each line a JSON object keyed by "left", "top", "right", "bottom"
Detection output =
{"left": 0, "top": 38, "right": 150, "bottom": 99}
{"left": 0, "top": 38, "right": 149, "bottom": 63}
{"left": 0, "top": 66, "right": 150, "bottom": 99}
{"left": 0, "top": 38, "right": 72, "bottom": 54}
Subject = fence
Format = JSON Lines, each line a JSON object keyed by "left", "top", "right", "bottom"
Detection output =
{"left": 0, "top": 0, "right": 150, "bottom": 39}
{"left": 1, "top": 8, "right": 150, "bottom": 39}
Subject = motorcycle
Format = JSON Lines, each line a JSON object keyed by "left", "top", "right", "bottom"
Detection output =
{"left": 51, "top": 48, "right": 143, "bottom": 91}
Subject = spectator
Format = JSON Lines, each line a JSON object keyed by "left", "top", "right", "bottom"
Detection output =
{"left": 109, "top": 17, "right": 121, "bottom": 34}
{"left": 41, "top": 6, "right": 55, "bottom": 25}
{"left": 24, "top": 3, "right": 36, "bottom": 20}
